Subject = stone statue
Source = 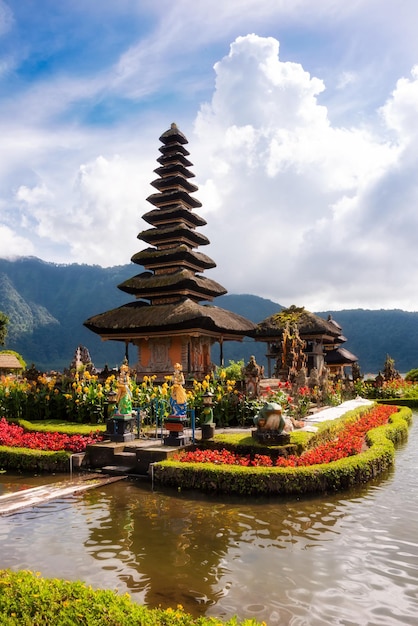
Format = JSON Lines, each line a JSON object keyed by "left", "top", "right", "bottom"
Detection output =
{"left": 243, "top": 355, "right": 264, "bottom": 398}
{"left": 254, "top": 402, "right": 285, "bottom": 433}
{"left": 253, "top": 402, "right": 304, "bottom": 435}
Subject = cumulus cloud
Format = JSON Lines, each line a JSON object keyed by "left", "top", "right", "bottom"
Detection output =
{"left": 193, "top": 34, "right": 415, "bottom": 310}
{"left": 0, "top": 224, "right": 35, "bottom": 257}
{"left": 13, "top": 154, "right": 154, "bottom": 267}
{"left": 1, "top": 4, "right": 418, "bottom": 312}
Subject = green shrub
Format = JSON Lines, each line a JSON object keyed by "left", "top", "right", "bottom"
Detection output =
{"left": 0, "top": 446, "right": 70, "bottom": 473}
{"left": 405, "top": 368, "right": 418, "bottom": 382}
{"left": 0, "top": 569, "right": 263, "bottom": 626}
{"left": 15, "top": 419, "right": 106, "bottom": 436}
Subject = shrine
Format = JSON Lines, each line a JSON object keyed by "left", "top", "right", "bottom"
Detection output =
{"left": 84, "top": 124, "right": 256, "bottom": 381}
{"left": 251, "top": 305, "right": 358, "bottom": 381}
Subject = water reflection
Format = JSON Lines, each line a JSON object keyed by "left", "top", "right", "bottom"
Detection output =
{"left": 0, "top": 415, "right": 417, "bottom": 625}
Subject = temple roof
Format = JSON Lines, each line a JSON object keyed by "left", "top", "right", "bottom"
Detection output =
{"left": 137, "top": 224, "right": 210, "bottom": 248}
{"left": 0, "top": 353, "right": 22, "bottom": 371}
{"left": 146, "top": 189, "right": 203, "bottom": 209}
{"left": 141, "top": 206, "right": 206, "bottom": 229}
{"left": 84, "top": 298, "right": 256, "bottom": 340}
{"left": 131, "top": 246, "right": 216, "bottom": 272}
{"left": 84, "top": 123, "right": 255, "bottom": 343}
{"left": 325, "top": 347, "right": 358, "bottom": 365}
{"left": 118, "top": 269, "right": 227, "bottom": 301}
{"left": 251, "top": 306, "right": 342, "bottom": 342}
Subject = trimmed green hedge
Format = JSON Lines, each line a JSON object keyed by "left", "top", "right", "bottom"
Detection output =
{"left": 0, "top": 569, "right": 262, "bottom": 626}
{"left": 378, "top": 398, "right": 418, "bottom": 408}
{"left": 0, "top": 446, "right": 70, "bottom": 473}
{"left": 15, "top": 419, "right": 106, "bottom": 436}
{"left": 152, "top": 406, "right": 412, "bottom": 496}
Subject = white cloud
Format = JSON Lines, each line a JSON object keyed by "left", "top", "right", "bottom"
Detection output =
{"left": 1, "top": 1, "right": 418, "bottom": 311}
{"left": 0, "top": 1, "right": 13, "bottom": 36}
{"left": 191, "top": 34, "right": 417, "bottom": 310}
{"left": 0, "top": 224, "right": 34, "bottom": 257}
{"left": 380, "top": 66, "right": 418, "bottom": 142}
{"left": 13, "top": 154, "right": 154, "bottom": 266}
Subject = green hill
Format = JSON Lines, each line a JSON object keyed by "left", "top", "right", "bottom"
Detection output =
{"left": 0, "top": 257, "right": 417, "bottom": 375}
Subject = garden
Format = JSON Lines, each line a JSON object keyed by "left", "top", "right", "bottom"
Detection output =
{"left": 0, "top": 364, "right": 416, "bottom": 625}
{"left": 0, "top": 364, "right": 414, "bottom": 493}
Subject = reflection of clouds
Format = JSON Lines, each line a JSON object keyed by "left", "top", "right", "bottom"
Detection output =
{"left": 0, "top": 439, "right": 416, "bottom": 625}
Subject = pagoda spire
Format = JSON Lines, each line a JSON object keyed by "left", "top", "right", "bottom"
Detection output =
{"left": 118, "top": 122, "right": 226, "bottom": 305}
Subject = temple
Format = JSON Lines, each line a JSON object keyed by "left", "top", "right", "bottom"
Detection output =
{"left": 251, "top": 305, "right": 358, "bottom": 380}
{"left": 84, "top": 124, "right": 256, "bottom": 381}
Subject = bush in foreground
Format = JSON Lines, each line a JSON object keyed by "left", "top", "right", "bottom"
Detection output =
{"left": 0, "top": 569, "right": 263, "bottom": 626}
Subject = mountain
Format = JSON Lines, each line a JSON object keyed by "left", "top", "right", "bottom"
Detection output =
{"left": 1, "top": 257, "right": 417, "bottom": 375}
{"left": 0, "top": 257, "right": 133, "bottom": 371}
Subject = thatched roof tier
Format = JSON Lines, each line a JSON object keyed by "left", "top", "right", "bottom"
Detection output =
{"left": 131, "top": 246, "right": 216, "bottom": 272}
{"left": 138, "top": 224, "right": 209, "bottom": 248}
{"left": 156, "top": 152, "right": 193, "bottom": 168}
{"left": 159, "top": 124, "right": 188, "bottom": 145}
{"left": 84, "top": 298, "right": 256, "bottom": 340}
{"left": 118, "top": 269, "right": 226, "bottom": 301}
{"left": 154, "top": 163, "right": 194, "bottom": 179}
{"left": 252, "top": 306, "right": 341, "bottom": 343}
{"left": 325, "top": 347, "right": 358, "bottom": 365}
{"left": 0, "top": 353, "right": 22, "bottom": 371}
{"left": 142, "top": 206, "right": 206, "bottom": 228}
{"left": 150, "top": 175, "right": 198, "bottom": 194}
{"left": 146, "top": 189, "right": 202, "bottom": 209}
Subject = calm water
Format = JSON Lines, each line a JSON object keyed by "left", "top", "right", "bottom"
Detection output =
{"left": 0, "top": 414, "right": 417, "bottom": 625}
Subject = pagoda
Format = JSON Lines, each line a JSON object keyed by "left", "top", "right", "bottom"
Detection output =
{"left": 84, "top": 123, "right": 256, "bottom": 380}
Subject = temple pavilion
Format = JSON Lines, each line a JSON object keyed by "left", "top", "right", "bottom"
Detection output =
{"left": 84, "top": 124, "right": 256, "bottom": 381}
{"left": 251, "top": 305, "right": 358, "bottom": 380}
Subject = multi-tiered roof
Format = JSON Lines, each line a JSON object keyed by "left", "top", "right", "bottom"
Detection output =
{"left": 84, "top": 124, "right": 255, "bottom": 351}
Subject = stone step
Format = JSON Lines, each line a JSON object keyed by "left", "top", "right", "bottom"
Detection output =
{"left": 113, "top": 451, "right": 137, "bottom": 463}
{"left": 101, "top": 465, "right": 134, "bottom": 476}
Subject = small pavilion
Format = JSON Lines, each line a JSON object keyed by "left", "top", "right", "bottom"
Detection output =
{"left": 0, "top": 353, "right": 23, "bottom": 375}
{"left": 251, "top": 305, "right": 358, "bottom": 380}
{"left": 84, "top": 124, "right": 255, "bottom": 381}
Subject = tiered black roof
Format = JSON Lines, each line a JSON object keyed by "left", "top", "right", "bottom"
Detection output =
{"left": 118, "top": 123, "right": 225, "bottom": 304}
{"left": 84, "top": 124, "right": 256, "bottom": 340}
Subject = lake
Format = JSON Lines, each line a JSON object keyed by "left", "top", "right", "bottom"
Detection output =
{"left": 0, "top": 413, "right": 417, "bottom": 625}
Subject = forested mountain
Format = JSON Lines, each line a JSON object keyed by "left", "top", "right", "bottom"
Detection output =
{"left": 0, "top": 257, "right": 417, "bottom": 375}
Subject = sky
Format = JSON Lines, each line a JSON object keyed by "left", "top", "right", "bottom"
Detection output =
{"left": 1, "top": 0, "right": 418, "bottom": 312}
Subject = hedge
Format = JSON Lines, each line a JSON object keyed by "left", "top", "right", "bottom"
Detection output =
{"left": 152, "top": 406, "right": 412, "bottom": 496}
{"left": 0, "top": 446, "right": 70, "bottom": 473}
{"left": 0, "top": 569, "right": 263, "bottom": 626}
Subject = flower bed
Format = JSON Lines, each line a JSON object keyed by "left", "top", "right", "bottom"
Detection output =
{"left": 153, "top": 405, "right": 412, "bottom": 495}
{"left": 0, "top": 418, "right": 103, "bottom": 453}
{"left": 175, "top": 404, "right": 396, "bottom": 468}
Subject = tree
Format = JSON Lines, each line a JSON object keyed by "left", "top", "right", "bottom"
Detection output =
{"left": 0, "top": 311, "right": 9, "bottom": 346}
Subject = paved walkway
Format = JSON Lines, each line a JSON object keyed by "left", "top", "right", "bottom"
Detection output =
{"left": 301, "top": 397, "right": 374, "bottom": 432}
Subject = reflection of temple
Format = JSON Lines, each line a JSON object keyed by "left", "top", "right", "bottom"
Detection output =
{"left": 252, "top": 306, "right": 358, "bottom": 380}
{"left": 84, "top": 124, "right": 255, "bottom": 381}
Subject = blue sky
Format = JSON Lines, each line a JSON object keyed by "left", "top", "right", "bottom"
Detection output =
{"left": 1, "top": 0, "right": 418, "bottom": 311}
